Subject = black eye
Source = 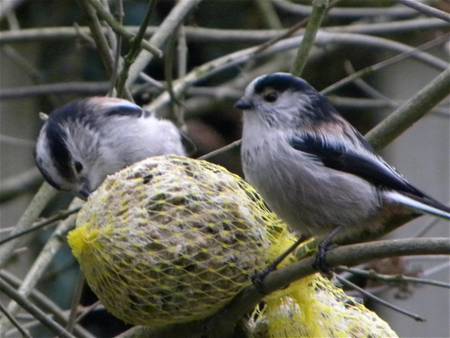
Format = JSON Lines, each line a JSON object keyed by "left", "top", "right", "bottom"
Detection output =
{"left": 74, "top": 161, "right": 83, "bottom": 174}
{"left": 263, "top": 91, "right": 278, "bottom": 103}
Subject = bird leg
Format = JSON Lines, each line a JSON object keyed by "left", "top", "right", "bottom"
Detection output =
{"left": 251, "top": 234, "right": 308, "bottom": 293}
{"left": 313, "top": 225, "right": 344, "bottom": 275}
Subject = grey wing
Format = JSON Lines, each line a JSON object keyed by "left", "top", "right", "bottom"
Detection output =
{"left": 289, "top": 133, "right": 450, "bottom": 219}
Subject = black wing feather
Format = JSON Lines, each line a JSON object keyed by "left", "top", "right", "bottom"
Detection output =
{"left": 290, "top": 134, "right": 426, "bottom": 198}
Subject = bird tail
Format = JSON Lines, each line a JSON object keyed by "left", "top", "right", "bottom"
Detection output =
{"left": 385, "top": 191, "right": 450, "bottom": 220}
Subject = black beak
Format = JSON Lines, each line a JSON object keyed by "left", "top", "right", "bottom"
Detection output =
{"left": 77, "top": 181, "right": 91, "bottom": 200}
{"left": 234, "top": 97, "right": 254, "bottom": 110}
{"left": 77, "top": 188, "right": 90, "bottom": 200}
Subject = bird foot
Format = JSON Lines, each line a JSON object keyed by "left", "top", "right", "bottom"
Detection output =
{"left": 251, "top": 235, "right": 307, "bottom": 293}
{"left": 312, "top": 240, "right": 334, "bottom": 277}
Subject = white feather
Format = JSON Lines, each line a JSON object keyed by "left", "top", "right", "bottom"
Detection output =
{"left": 385, "top": 191, "right": 450, "bottom": 220}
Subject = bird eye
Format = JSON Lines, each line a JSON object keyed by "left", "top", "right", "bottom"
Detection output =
{"left": 74, "top": 161, "right": 83, "bottom": 174}
{"left": 263, "top": 92, "right": 278, "bottom": 103}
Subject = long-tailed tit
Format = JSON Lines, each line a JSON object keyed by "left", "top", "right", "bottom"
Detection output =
{"left": 35, "top": 97, "right": 186, "bottom": 199}
{"left": 236, "top": 73, "right": 449, "bottom": 258}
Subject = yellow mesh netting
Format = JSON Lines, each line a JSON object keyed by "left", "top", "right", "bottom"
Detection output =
{"left": 68, "top": 155, "right": 397, "bottom": 337}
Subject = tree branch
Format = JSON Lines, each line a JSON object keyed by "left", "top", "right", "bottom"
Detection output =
{"left": 85, "top": 0, "right": 162, "bottom": 58}
{"left": 0, "top": 19, "right": 448, "bottom": 45}
{"left": 272, "top": 0, "right": 416, "bottom": 19}
{"left": 0, "top": 183, "right": 57, "bottom": 268}
{"left": 366, "top": 63, "right": 450, "bottom": 150}
{"left": 291, "top": 0, "right": 328, "bottom": 76}
{"left": 0, "top": 277, "right": 77, "bottom": 338}
{"left": 115, "top": 0, "right": 156, "bottom": 97}
{"left": 126, "top": 0, "right": 203, "bottom": 87}
{"left": 398, "top": 0, "right": 450, "bottom": 23}
{"left": 117, "top": 238, "right": 450, "bottom": 338}
{"left": 146, "top": 31, "right": 448, "bottom": 113}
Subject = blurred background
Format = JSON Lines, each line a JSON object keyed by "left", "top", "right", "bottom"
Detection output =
{"left": 0, "top": 0, "right": 449, "bottom": 337}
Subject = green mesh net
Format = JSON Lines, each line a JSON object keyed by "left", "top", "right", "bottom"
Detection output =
{"left": 68, "top": 155, "right": 397, "bottom": 337}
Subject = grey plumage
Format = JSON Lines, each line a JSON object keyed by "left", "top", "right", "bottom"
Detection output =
{"left": 237, "top": 72, "right": 450, "bottom": 239}
{"left": 35, "top": 97, "right": 186, "bottom": 199}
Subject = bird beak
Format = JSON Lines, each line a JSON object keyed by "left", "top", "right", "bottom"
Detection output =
{"left": 234, "top": 97, "right": 254, "bottom": 110}
{"left": 77, "top": 182, "right": 91, "bottom": 200}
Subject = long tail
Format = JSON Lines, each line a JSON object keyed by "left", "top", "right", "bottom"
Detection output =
{"left": 385, "top": 191, "right": 450, "bottom": 220}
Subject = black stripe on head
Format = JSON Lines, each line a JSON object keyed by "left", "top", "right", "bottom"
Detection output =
{"left": 35, "top": 158, "right": 62, "bottom": 190}
{"left": 103, "top": 104, "right": 146, "bottom": 118}
{"left": 45, "top": 121, "right": 73, "bottom": 180}
{"left": 254, "top": 73, "right": 313, "bottom": 94}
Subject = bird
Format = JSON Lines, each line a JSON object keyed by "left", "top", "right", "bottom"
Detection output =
{"left": 236, "top": 72, "right": 450, "bottom": 268}
{"left": 35, "top": 97, "right": 187, "bottom": 200}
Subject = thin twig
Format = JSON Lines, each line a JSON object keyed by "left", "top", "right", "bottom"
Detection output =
{"left": 0, "top": 302, "right": 31, "bottom": 338}
{"left": 420, "top": 260, "right": 450, "bottom": 277}
{"left": 343, "top": 60, "right": 397, "bottom": 105}
{"left": 0, "top": 207, "right": 80, "bottom": 246}
{"left": 75, "top": 301, "right": 101, "bottom": 324}
{"left": 146, "top": 32, "right": 448, "bottom": 113}
{"left": 109, "top": 0, "right": 124, "bottom": 97}
{"left": 338, "top": 266, "right": 450, "bottom": 289}
{"left": 116, "top": 0, "right": 157, "bottom": 97}
{"left": 164, "top": 32, "right": 181, "bottom": 117}
{"left": 117, "top": 238, "right": 450, "bottom": 338}
{"left": 0, "top": 271, "right": 94, "bottom": 338}
{"left": 254, "top": 0, "right": 282, "bottom": 29}
{"left": 0, "top": 183, "right": 57, "bottom": 268}
{"left": 398, "top": 0, "right": 450, "bottom": 23}
{"left": 86, "top": 0, "right": 161, "bottom": 58}
{"left": 0, "top": 19, "right": 448, "bottom": 45}
{"left": 0, "top": 277, "right": 76, "bottom": 338}
{"left": 334, "top": 274, "right": 425, "bottom": 321}
{"left": 198, "top": 140, "right": 242, "bottom": 160}
{"left": 0, "top": 169, "right": 42, "bottom": 203}
{"left": 321, "top": 33, "right": 450, "bottom": 95}
{"left": 77, "top": 0, "right": 115, "bottom": 75}
{"left": 0, "top": 81, "right": 110, "bottom": 99}
{"left": 176, "top": 25, "right": 188, "bottom": 129}
{"left": 272, "top": 0, "right": 416, "bottom": 19}
{"left": 0, "top": 134, "right": 35, "bottom": 147}
{"left": 126, "top": 0, "right": 203, "bottom": 87}
{"left": 291, "top": 0, "right": 329, "bottom": 76}
{"left": 66, "top": 273, "right": 85, "bottom": 333}
{"left": 0, "top": 199, "right": 82, "bottom": 333}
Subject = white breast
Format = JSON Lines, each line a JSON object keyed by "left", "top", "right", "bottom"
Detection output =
{"left": 241, "top": 127, "right": 380, "bottom": 236}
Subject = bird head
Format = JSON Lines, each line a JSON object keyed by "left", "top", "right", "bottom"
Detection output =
{"left": 34, "top": 97, "right": 146, "bottom": 199}
{"left": 235, "top": 72, "right": 338, "bottom": 130}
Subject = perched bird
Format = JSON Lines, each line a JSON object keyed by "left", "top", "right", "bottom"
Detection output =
{"left": 236, "top": 72, "right": 450, "bottom": 257}
{"left": 35, "top": 97, "right": 186, "bottom": 199}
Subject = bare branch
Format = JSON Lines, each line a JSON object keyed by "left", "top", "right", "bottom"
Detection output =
{"left": 146, "top": 32, "right": 448, "bottom": 113}
{"left": 0, "top": 169, "right": 42, "bottom": 203}
{"left": 291, "top": 0, "right": 329, "bottom": 76}
{"left": 117, "top": 238, "right": 450, "bottom": 338}
{"left": 0, "top": 183, "right": 57, "bottom": 268}
{"left": 85, "top": 0, "right": 161, "bottom": 58}
{"left": 366, "top": 64, "right": 450, "bottom": 150}
{"left": 334, "top": 274, "right": 425, "bottom": 321}
{"left": 273, "top": 0, "right": 416, "bottom": 19}
{"left": 0, "top": 302, "right": 32, "bottom": 338}
{"left": 337, "top": 266, "right": 450, "bottom": 289}
{"left": 398, "top": 0, "right": 450, "bottom": 23}
{"left": 0, "top": 207, "right": 80, "bottom": 246}
{"left": 126, "top": 0, "right": 203, "bottom": 87}
{"left": 77, "top": 0, "right": 114, "bottom": 75}
{"left": 0, "top": 271, "right": 94, "bottom": 338}
{"left": 116, "top": 0, "right": 156, "bottom": 97}
{"left": 0, "top": 19, "right": 448, "bottom": 45}
{"left": 0, "top": 277, "right": 76, "bottom": 338}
